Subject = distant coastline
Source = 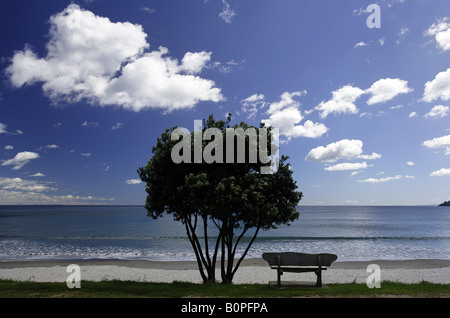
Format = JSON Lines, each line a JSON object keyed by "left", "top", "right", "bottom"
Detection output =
{"left": 439, "top": 201, "right": 450, "bottom": 206}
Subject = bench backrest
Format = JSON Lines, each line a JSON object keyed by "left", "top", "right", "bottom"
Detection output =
{"left": 262, "top": 252, "right": 337, "bottom": 267}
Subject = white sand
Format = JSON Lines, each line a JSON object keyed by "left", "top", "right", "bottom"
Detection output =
{"left": 1, "top": 259, "right": 450, "bottom": 284}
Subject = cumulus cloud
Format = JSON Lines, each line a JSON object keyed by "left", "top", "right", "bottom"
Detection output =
{"left": 422, "top": 134, "right": 450, "bottom": 155}
{"left": 316, "top": 78, "right": 412, "bottom": 118}
{"left": 305, "top": 139, "right": 364, "bottom": 163}
{"left": 261, "top": 91, "right": 328, "bottom": 141}
{"left": 0, "top": 177, "right": 52, "bottom": 192}
{"left": 423, "top": 68, "right": 450, "bottom": 103}
{"left": 316, "top": 85, "right": 364, "bottom": 118}
{"left": 425, "top": 18, "right": 450, "bottom": 51}
{"left": 365, "top": 78, "right": 413, "bottom": 105}
{"left": 126, "top": 179, "right": 142, "bottom": 184}
{"left": 1, "top": 151, "right": 40, "bottom": 170}
{"left": 0, "top": 175, "right": 114, "bottom": 204}
{"left": 4, "top": 145, "right": 13, "bottom": 150}
{"left": 424, "top": 105, "right": 449, "bottom": 118}
{"left": 430, "top": 168, "right": 450, "bottom": 176}
{"left": 6, "top": 5, "right": 223, "bottom": 112}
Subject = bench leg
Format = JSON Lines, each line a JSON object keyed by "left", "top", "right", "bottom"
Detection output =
{"left": 277, "top": 269, "right": 282, "bottom": 287}
{"left": 315, "top": 269, "right": 322, "bottom": 287}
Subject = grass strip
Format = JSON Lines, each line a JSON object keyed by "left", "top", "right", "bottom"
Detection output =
{"left": 0, "top": 279, "right": 449, "bottom": 298}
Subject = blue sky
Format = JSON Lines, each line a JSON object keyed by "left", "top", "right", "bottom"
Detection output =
{"left": 0, "top": 0, "right": 449, "bottom": 205}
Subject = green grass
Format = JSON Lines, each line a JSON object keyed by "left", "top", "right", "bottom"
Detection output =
{"left": 0, "top": 279, "right": 449, "bottom": 298}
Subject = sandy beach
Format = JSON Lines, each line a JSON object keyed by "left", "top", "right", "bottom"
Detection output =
{"left": 1, "top": 258, "right": 449, "bottom": 285}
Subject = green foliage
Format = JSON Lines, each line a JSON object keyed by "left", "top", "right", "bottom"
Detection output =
{"left": 138, "top": 114, "right": 302, "bottom": 283}
{"left": 1, "top": 279, "right": 448, "bottom": 298}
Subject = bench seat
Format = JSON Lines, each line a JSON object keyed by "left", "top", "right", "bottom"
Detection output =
{"left": 262, "top": 252, "right": 338, "bottom": 287}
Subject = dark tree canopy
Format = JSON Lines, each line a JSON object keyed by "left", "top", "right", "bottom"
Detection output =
{"left": 138, "top": 114, "right": 302, "bottom": 283}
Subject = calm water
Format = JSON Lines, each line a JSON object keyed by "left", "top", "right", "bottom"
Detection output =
{"left": 0, "top": 205, "right": 449, "bottom": 261}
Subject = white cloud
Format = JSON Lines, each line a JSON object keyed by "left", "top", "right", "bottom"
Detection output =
{"left": 126, "top": 179, "right": 142, "bottom": 185}
{"left": 140, "top": 6, "right": 155, "bottom": 14}
{"left": 7, "top": 5, "right": 223, "bottom": 112}
{"left": 4, "top": 145, "right": 13, "bottom": 150}
{"left": 316, "top": 78, "right": 412, "bottom": 118}
{"left": 0, "top": 174, "right": 112, "bottom": 205}
{"left": 81, "top": 153, "right": 92, "bottom": 157}
{"left": 423, "top": 68, "right": 450, "bottom": 103}
{"left": 425, "top": 18, "right": 450, "bottom": 51}
{"left": 0, "top": 177, "right": 52, "bottom": 192}
{"left": 1, "top": 151, "right": 40, "bottom": 170}
{"left": 266, "top": 91, "right": 304, "bottom": 115}
{"left": 241, "top": 94, "right": 266, "bottom": 118}
{"left": 287, "top": 120, "right": 329, "bottom": 139}
{"left": 219, "top": 0, "right": 236, "bottom": 23}
{"left": 82, "top": 120, "right": 99, "bottom": 127}
{"left": 407, "top": 161, "right": 416, "bottom": 166}
{"left": 430, "top": 168, "right": 450, "bottom": 177}
{"left": 422, "top": 134, "right": 450, "bottom": 155}
{"left": 209, "top": 59, "right": 242, "bottom": 74}
{"left": 261, "top": 91, "right": 328, "bottom": 141}
{"left": 30, "top": 172, "right": 45, "bottom": 177}
{"left": 305, "top": 139, "right": 364, "bottom": 163}
{"left": 365, "top": 78, "right": 413, "bottom": 105}
{"left": 357, "top": 152, "right": 382, "bottom": 160}
{"left": 0, "top": 123, "right": 7, "bottom": 134}
{"left": 409, "top": 112, "right": 418, "bottom": 118}
{"left": 324, "top": 162, "right": 371, "bottom": 171}
{"left": 0, "top": 189, "right": 114, "bottom": 205}
{"left": 399, "top": 27, "right": 409, "bottom": 36}
{"left": 357, "top": 175, "right": 404, "bottom": 183}
{"left": 424, "top": 105, "right": 450, "bottom": 118}
{"left": 40, "top": 144, "right": 59, "bottom": 150}
{"left": 179, "top": 52, "right": 212, "bottom": 75}
{"left": 111, "top": 122, "right": 125, "bottom": 130}
{"left": 354, "top": 41, "right": 369, "bottom": 48}
{"left": 316, "top": 85, "right": 364, "bottom": 118}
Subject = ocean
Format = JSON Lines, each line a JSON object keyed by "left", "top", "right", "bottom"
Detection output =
{"left": 0, "top": 205, "right": 449, "bottom": 262}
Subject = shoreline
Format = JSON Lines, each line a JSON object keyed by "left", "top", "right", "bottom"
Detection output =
{"left": 1, "top": 258, "right": 450, "bottom": 269}
{"left": 1, "top": 258, "right": 450, "bottom": 285}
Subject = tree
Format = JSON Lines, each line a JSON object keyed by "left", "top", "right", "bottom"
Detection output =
{"left": 138, "top": 114, "right": 302, "bottom": 284}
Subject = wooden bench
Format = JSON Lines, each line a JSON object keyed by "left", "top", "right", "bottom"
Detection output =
{"left": 262, "top": 252, "right": 338, "bottom": 287}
